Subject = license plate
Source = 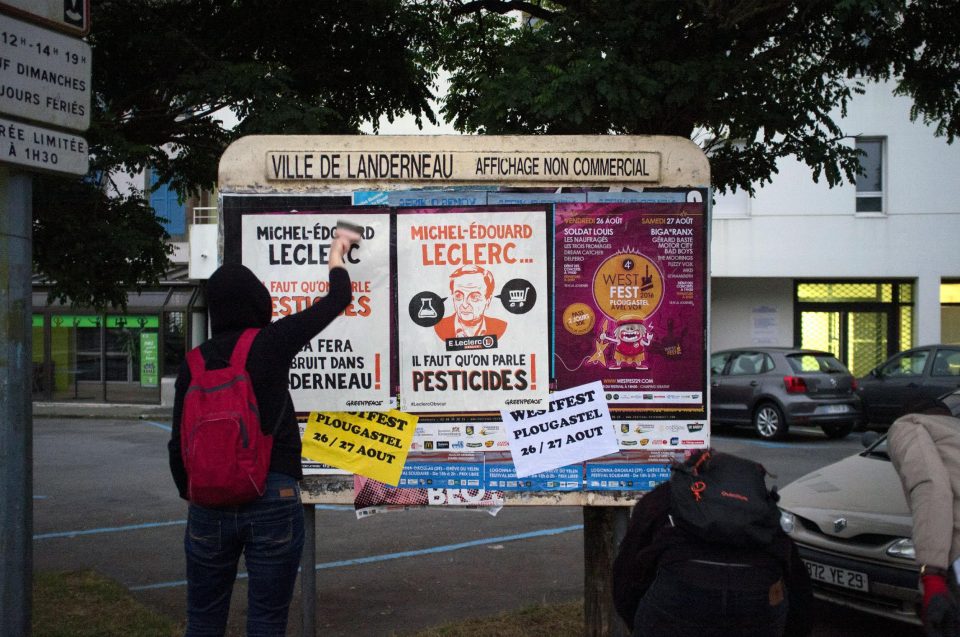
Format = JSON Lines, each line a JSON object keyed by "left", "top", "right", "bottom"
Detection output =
{"left": 803, "top": 559, "right": 868, "bottom": 591}
{"left": 820, "top": 404, "right": 849, "bottom": 414}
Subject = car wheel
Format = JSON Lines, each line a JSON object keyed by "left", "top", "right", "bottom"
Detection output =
{"left": 754, "top": 402, "right": 787, "bottom": 440}
{"left": 821, "top": 422, "right": 854, "bottom": 439}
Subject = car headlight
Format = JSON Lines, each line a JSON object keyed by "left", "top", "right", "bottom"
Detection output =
{"left": 779, "top": 510, "right": 796, "bottom": 534}
{"left": 886, "top": 538, "right": 916, "bottom": 560}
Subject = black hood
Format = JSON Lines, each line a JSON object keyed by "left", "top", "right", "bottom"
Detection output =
{"left": 206, "top": 264, "right": 272, "bottom": 334}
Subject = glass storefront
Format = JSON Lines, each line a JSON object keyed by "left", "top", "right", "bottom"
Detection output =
{"left": 795, "top": 281, "right": 913, "bottom": 376}
{"left": 33, "top": 314, "right": 161, "bottom": 403}
{"left": 31, "top": 280, "right": 203, "bottom": 404}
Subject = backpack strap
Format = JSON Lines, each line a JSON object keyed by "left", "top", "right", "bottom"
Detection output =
{"left": 229, "top": 328, "right": 260, "bottom": 368}
{"left": 185, "top": 328, "right": 260, "bottom": 379}
{"left": 185, "top": 347, "right": 206, "bottom": 380}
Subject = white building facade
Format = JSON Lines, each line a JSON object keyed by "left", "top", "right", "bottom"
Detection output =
{"left": 710, "top": 80, "right": 960, "bottom": 375}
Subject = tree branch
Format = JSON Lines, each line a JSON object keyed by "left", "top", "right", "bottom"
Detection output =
{"left": 450, "top": 0, "right": 559, "bottom": 21}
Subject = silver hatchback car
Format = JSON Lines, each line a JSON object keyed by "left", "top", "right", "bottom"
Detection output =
{"left": 778, "top": 389, "right": 960, "bottom": 625}
{"left": 710, "top": 348, "right": 863, "bottom": 440}
{"left": 778, "top": 435, "right": 919, "bottom": 624}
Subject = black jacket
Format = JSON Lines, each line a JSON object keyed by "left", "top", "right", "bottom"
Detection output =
{"left": 168, "top": 263, "right": 351, "bottom": 499}
{"left": 612, "top": 481, "right": 813, "bottom": 636}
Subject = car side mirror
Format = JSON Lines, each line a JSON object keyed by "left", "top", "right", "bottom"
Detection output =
{"left": 860, "top": 431, "right": 880, "bottom": 448}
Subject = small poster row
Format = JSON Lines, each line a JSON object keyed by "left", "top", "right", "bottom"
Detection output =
{"left": 237, "top": 200, "right": 707, "bottom": 422}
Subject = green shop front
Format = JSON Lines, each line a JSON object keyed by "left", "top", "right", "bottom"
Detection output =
{"left": 31, "top": 281, "right": 206, "bottom": 404}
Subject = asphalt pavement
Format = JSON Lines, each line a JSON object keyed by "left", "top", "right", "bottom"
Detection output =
{"left": 30, "top": 412, "right": 925, "bottom": 636}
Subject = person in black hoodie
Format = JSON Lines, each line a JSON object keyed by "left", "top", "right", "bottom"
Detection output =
{"left": 612, "top": 453, "right": 813, "bottom": 637}
{"left": 169, "top": 234, "right": 352, "bottom": 637}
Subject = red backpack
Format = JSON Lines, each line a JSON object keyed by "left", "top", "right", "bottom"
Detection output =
{"left": 181, "top": 328, "right": 273, "bottom": 507}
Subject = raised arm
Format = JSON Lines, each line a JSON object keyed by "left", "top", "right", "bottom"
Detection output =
{"left": 262, "top": 234, "right": 355, "bottom": 362}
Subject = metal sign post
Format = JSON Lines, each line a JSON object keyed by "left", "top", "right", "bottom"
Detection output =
{"left": 0, "top": 5, "right": 91, "bottom": 632}
{"left": 0, "top": 165, "right": 34, "bottom": 637}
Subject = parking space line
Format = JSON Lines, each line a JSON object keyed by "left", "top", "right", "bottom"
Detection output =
{"left": 33, "top": 506, "right": 354, "bottom": 540}
{"left": 140, "top": 420, "right": 172, "bottom": 432}
{"left": 34, "top": 520, "right": 186, "bottom": 540}
{"left": 129, "top": 524, "right": 585, "bottom": 591}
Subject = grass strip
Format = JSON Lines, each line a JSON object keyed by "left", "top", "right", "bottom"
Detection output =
{"left": 408, "top": 600, "right": 584, "bottom": 637}
{"left": 33, "top": 570, "right": 181, "bottom": 637}
{"left": 33, "top": 569, "right": 583, "bottom": 637}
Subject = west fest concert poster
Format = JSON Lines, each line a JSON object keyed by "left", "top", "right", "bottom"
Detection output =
{"left": 396, "top": 207, "right": 550, "bottom": 413}
{"left": 301, "top": 410, "right": 418, "bottom": 486}
{"left": 241, "top": 211, "right": 391, "bottom": 412}
{"left": 553, "top": 202, "right": 706, "bottom": 417}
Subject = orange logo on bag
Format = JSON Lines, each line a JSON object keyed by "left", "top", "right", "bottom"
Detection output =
{"left": 691, "top": 480, "right": 707, "bottom": 502}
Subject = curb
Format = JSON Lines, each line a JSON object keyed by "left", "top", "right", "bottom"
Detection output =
{"left": 33, "top": 402, "right": 173, "bottom": 420}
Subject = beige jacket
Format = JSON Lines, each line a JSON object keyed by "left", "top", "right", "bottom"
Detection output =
{"left": 888, "top": 413, "right": 960, "bottom": 570}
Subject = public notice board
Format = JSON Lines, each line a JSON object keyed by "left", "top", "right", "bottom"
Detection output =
{"left": 226, "top": 190, "right": 708, "bottom": 503}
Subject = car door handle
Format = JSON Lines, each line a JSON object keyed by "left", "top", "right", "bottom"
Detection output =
{"left": 711, "top": 382, "right": 719, "bottom": 387}
{"left": 750, "top": 381, "right": 758, "bottom": 387}
{"left": 907, "top": 382, "right": 919, "bottom": 388}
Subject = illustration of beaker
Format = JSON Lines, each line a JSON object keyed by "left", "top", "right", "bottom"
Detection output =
{"left": 417, "top": 297, "right": 438, "bottom": 318}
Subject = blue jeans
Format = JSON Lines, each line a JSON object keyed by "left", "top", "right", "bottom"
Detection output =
{"left": 184, "top": 472, "right": 305, "bottom": 637}
{"left": 633, "top": 561, "right": 788, "bottom": 637}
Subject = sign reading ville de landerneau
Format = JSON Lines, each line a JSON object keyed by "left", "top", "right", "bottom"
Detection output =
{"left": 0, "top": 11, "right": 90, "bottom": 175}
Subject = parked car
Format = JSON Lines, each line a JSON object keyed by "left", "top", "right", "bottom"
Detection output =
{"left": 778, "top": 388, "right": 960, "bottom": 625}
{"left": 710, "top": 347, "right": 862, "bottom": 440}
{"left": 857, "top": 344, "right": 960, "bottom": 427}
{"left": 778, "top": 433, "right": 919, "bottom": 624}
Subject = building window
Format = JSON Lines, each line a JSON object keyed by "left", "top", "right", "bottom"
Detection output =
{"left": 149, "top": 170, "right": 187, "bottom": 237}
{"left": 943, "top": 281, "right": 960, "bottom": 345}
{"left": 163, "top": 311, "right": 186, "bottom": 376}
{"left": 855, "top": 138, "right": 884, "bottom": 213}
{"left": 795, "top": 280, "right": 912, "bottom": 376}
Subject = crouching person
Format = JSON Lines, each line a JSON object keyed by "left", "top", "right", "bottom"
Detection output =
{"left": 887, "top": 407, "right": 960, "bottom": 637}
{"left": 613, "top": 450, "right": 812, "bottom": 637}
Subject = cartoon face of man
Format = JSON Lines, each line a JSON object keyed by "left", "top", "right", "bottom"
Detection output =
{"left": 451, "top": 270, "right": 491, "bottom": 327}
{"left": 614, "top": 321, "right": 648, "bottom": 344}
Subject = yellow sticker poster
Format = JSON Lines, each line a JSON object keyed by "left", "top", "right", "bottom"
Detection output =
{"left": 301, "top": 411, "right": 418, "bottom": 486}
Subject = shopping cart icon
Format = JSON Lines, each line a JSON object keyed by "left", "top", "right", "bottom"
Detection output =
{"left": 508, "top": 287, "right": 529, "bottom": 308}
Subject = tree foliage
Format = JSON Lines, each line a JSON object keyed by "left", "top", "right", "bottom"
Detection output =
{"left": 33, "top": 175, "right": 174, "bottom": 310}
{"left": 437, "top": 0, "right": 960, "bottom": 193}
{"left": 34, "top": 0, "right": 960, "bottom": 307}
{"left": 36, "top": 0, "right": 444, "bottom": 309}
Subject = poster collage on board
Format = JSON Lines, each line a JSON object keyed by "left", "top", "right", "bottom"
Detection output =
{"left": 232, "top": 190, "right": 708, "bottom": 510}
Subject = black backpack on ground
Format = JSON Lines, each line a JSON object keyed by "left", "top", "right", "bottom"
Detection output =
{"left": 669, "top": 450, "right": 781, "bottom": 548}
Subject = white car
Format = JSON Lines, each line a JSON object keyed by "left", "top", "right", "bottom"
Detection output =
{"left": 778, "top": 432, "right": 920, "bottom": 624}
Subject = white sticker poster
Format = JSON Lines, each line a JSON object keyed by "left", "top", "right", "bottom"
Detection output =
{"left": 501, "top": 381, "right": 617, "bottom": 477}
{"left": 242, "top": 212, "right": 391, "bottom": 412}
{"left": 396, "top": 208, "right": 550, "bottom": 413}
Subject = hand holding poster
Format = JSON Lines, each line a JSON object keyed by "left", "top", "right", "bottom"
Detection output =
{"left": 500, "top": 381, "right": 617, "bottom": 477}
{"left": 302, "top": 410, "right": 418, "bottom": 486}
